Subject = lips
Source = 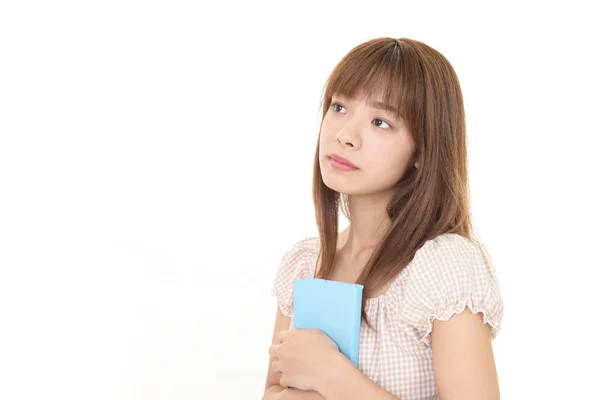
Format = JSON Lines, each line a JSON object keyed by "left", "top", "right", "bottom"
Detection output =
{"left": 328, "top": 154, "right": 358, "bottom": 169}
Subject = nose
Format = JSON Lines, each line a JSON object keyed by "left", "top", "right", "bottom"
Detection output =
{"left": 336, "top": 118, "right": 361, "bottom": 148}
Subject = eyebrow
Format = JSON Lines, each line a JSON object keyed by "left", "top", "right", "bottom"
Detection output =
{"left": 367, "top": 100, "right": 396, "bottom": 114}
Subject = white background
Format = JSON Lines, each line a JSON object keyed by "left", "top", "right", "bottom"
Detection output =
{"left": 1, "top": 1, "right": 598, "bottom": 399}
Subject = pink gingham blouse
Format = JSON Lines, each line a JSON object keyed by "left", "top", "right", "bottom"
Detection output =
{"left": 271, "top": 232, "right": 503, "bottom": 400}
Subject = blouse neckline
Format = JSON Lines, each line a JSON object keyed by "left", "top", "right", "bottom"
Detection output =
{"left": 306, "top": 236, "right": 408, "bottom": 303}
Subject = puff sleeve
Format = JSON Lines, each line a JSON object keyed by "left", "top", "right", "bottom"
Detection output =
{"left": 399, "top": 233, "right": 504, "bottom": 347}
{"left": 271, "top": 238, "right": 318, "bottom": 317}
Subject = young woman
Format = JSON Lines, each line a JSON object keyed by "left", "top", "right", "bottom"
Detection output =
{"left": 262, "top": 37, "right": 504, "bottom": 400}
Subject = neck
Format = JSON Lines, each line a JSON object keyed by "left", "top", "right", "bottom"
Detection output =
{"left": 339, "top": 192, "right": 392, "bottom": 262}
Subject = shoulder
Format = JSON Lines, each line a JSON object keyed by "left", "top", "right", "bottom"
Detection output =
{"left": 400, "top": 232, "right": 503, "bottom": 345}
{"left": 271, "top": 235, "right": 320, "bottom": 316}
{"left": 417, "top": 232, "right": 483, "bottom": 260}
{"left": 409, "top": 232, "right": 492, "bottom": 279}
{"left": 409, "top": 233, "right": 497, "bottom": 291}
{"left": 279, "top": 235, "right": 320, "bottom": 265}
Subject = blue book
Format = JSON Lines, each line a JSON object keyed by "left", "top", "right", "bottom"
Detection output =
{"left": 293, "top": 278, "right": 363, "bottom": 367}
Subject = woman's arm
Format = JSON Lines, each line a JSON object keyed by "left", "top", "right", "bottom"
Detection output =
{"left": 431, "top": 309, "right": 500, "bottom": 400}
{"left": 263, "top": 386, "right": 325, "bottom": 400}
{"left": 262, "top": 307, "right": 397, "bottom": 399}
{"left": 262, "top": 307, "right": 327, "bottom": 400}
{"left": 313, "top": 351, "right": 399, "bottom": 400}
{"left": 316, "top": 309, "right": 500, "bottom": 400}
{"left": 265, "top": 305, "right": 499, "bottom": 399}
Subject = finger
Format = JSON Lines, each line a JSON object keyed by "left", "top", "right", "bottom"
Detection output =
{"left": 271, "top": 360, "right": 281, "bottom": 373}
{"left": 277, "top": 329, "right": 289, "bottom": 344}
{"left": 279, "top": 374, "right": 289, "bottom": 388}
{"left": 268, "top": 344, "right": 278, "bottom": 358}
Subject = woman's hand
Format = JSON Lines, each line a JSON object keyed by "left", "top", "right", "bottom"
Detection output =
{"left": 281, "top": 388, "right": 327, "bottom": 400}
{"left": 269, "top": 328, "right": 340, "bottom": 392}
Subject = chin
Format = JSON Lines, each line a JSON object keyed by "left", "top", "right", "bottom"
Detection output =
{"left": 320, "top": 173, "right": 359, "bottom": 196}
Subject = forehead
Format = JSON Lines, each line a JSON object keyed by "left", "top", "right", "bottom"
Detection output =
{"left": 334, "top": 84, "right": 385, "bottom": 100}
{"left": 335, "top": 85, "right": 383, "bottom": 101}
{"left": 334, "top": 90, "right": 395, "bottom": 113}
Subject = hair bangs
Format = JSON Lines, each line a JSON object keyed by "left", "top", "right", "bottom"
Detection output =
{"left": 323, "top": 39, "right": 423, "bottom": 124}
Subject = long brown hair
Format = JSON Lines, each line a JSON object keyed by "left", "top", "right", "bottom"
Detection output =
{"left": 312, "top": 37, "right": 492, "bottom": 331}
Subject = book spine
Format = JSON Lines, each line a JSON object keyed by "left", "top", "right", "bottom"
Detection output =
{"left": 351, "top": 287, "right": 363, "bottom": 368}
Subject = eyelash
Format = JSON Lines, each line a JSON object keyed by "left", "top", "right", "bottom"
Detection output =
{"left": 330, "top": 102, "right": 393, "bottom": 129}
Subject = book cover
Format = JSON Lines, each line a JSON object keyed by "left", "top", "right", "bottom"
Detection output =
{"left": 293, "top": 278, "right": 363, "bottom": 367}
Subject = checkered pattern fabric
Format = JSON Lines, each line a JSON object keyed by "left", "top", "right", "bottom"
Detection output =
{"left": 271, "top": 233, "right": 503, "bottom": 399}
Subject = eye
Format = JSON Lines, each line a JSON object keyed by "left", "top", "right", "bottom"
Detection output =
{"left": 331, "top": 102, "right": 347, "bottom": 113}
{"left": 373, "top": 118, "right": 392, "bottom": 129}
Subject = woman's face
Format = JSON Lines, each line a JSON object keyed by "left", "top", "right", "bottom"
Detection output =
{"left": 319, "top": 91, "right": 417, "bottom": 197}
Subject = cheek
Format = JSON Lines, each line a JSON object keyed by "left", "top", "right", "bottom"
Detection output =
{"left": 318, "top": 121, "right": 337, "bottom": 156}
{"left": 369, "top": 143, "right": 411, "bottom": 176}
{"left": 370, "top": 140, "right": 399, "bottom": 163}
{"left": 320, "top": 117, "right": 335, "bottom": 140}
